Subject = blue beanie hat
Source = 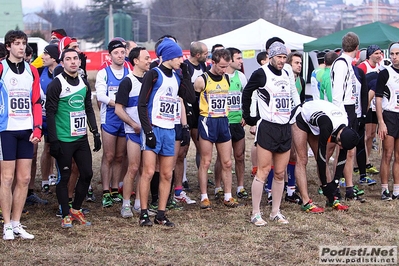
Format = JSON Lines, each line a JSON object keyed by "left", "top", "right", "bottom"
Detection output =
{"left": 156, "top": 38, "right": 183, "bottom": 61}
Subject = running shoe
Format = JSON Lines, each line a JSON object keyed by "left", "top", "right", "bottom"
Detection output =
{"left": 148, "top": 202, "right": 158, "bottom": 216}
{"left": 267, "top": 195, "right": 272, "bottom": 205}
{"left": 251, "top": 212, "right": 267, "bottom": 226}
{"left": 207, "top": 169, "right": 213, "bottom": 174}
{"left": 251, "top": 168, "right": 257, "bottom": 178}
{"left": 301, "top": 200, "right": 324, "bottom": 213}
{"left": 214, "top": 189, "right": 224, "bottom": 201}
{"left": 132, "top": 206, "right": 141, "bottom": 214}
{"left": 69, "top": 209, "right": 91, "bottom": 226}
{"left": 41, "top": 184, "right": 52, "bottom": 194}
{"left": 102, "top": 193, "right": 113, "bottom": 207}
{"left": 61, "top": 215, "right": 73, "bottom": 228}
{"left": 339, "top": 178, "right": 346, "bottom": 187}
{"left": 182, "top": 181, "right": 192, "bottom": 192}
{"left": 139, "top": 213, "right": 153, "bottom": 227}
{"left": 353, "top": 185, "right": 365, "bottom": 196}
{"left": 3, "top": 225, "right": 14, "bottom": 240}
{"left": 121, "top": 205, "right": 133, "bottom": 218}
{"left": 110, "top": 192, "right": 123, "bottom": 203}
{"left": 237, "top": 188, "right": 250, "bottom": 199}
{"left": 167, "top": 199, "right": 183, "bottom": 210}
{"left": 208, "top": 178, "right": 215, "bottom": 186}
{"left": 174, "top": 191, "right": 196, "bottom": 204}
{"left": 353, "top": 167, "right": 359, "bottom": 175}
{"left": 154, "top": 216, "right": 175, "bottom": 227}
{"left": 285, "top": 192, "right": 303, "bottom": 205}
{"left": 327, "top": 197, "right": 349, "bottom": 211}
{"left": 48, "top": 174, "right": 57, "bottom": 186}
{"left": 25, "top": 193, "right": 48, "bottom": 205}
{"left": 359, "top": 176, "right": 377, "bottom": 186}
{"left": 223, "top": 197, "right": 241, "bottom": 208}
{"left": 13, "top": 224, "right": 34, "bottom": 239}
{"left": 318, "top": 187, "right": 323, "bottom": 195}
{"left": 86, "top": 188, "right": 95, "bottom": 202}
{"left": 366, "top": 164, "right": 379, "bottom": 174}
{"left": 270, "top": 210, "right": 289, "bottom": 224}
{"left": 381, "top": 190, "right": 392, "bottom": 201}
{"left": 345, "top": 191, "right": 366, "bottom": 203}
{"left": 200, "top": 198, "right": 212, "bottom": 209}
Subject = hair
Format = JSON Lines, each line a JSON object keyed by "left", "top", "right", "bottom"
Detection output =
{"left": 211, "top": 44, "right": 224, "bottom": 53}
{"left": 190, "top": 41, "right": 206, "bottom": 57}
{"left": 0, "top": 43, "right": 7, "bottom": 59}
{"left": 226, "top": 47, "right": 241, "bottom": 62}
{"left": 126, "top": 40, "right": 136, "bottom": 50}
{"left": 286, "top": 51, "right": 302, "bottom": 65}
{"left": 128, "top": 47, "right": 146, "bottom": 66}
{"left": 256, "top": 51, "right": 268, "bottom": 65}
{"left": 341, "top": 32, "right": 359, "bottom": 53}
{"left": 324, "top": 51, "right": 339, "bottom": 66}
{"left": 212, "top": 49, "right": 231, "bottom": 64}
{"left": 158, "top": 34, "right": 177, "bottom": 42}
{"left": 25, "top": 45, "right": 33, "bottom": 57}
{"left": 60, "top": 48, "right": 79, "bottom": 62}
{"left": 4, "top": 30, "right": 27, "bottom": 48}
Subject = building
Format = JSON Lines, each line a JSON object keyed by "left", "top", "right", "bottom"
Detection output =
{"left": 24, "top": 13, "right": 52, "bottom": 40}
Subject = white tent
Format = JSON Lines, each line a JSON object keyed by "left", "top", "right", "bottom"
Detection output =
{"left": 199, "top": 19, "right": 315, "bottom": 51}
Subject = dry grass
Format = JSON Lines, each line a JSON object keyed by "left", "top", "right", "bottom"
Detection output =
{"left": 1, "top": 102, "right": 399, "bottom": 266}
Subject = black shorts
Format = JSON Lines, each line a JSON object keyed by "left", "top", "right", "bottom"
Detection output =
{"left": 229, "top": 123, "right": 245, "bottom": 142}
{"left": 296, "top": 114, "right": 312, "bottom": 134}
{"left": 383, "top": 111, "right": 399, "bottom": 139}
{"left": 256, "top": 120, "right": 291, "bottom": 153}
{"left": 0, "top": 130, "right": 33, "bottom": 160}
{"left": 365, "top": 109, "right": 378, "bottom": 124}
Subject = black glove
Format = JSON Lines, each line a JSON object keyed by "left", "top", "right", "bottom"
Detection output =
{"left": 146, "top": 131, "right": 156, "bottom": 149}
{"left": 322, "top": 180, "right": 339, "bottom": 203}
{"left": 357, "top": 117, "right": 366, "bottom": 129}
{"left": 93, "top": 132, "right": 101, "bottom": 152}
{"left": 181, "top": 126, "right": 190, "bottom": 146}
{"left": 50, "top": 141, "right": 63, "bottom": 158}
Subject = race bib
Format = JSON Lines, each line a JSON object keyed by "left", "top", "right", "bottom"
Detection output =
{"left": 273, "top": 92, "right": 290, "bottom": 115}
{"left": 70, "top": 110, "right": 87, "bottom": 136}
{"left": 157, "top": 96, "right": 175, "bottom": 121}
{"left": 209, "top": 93, "right": 227, "bottom": 116}
{"left": 175, "top": 100, "right": 181, "bottom": 123}
{"left": 227, "top": 91, "right": 241, "bottom": 112}
{"left": 108, "top": 86, "right": 118, "bottom": 102}
{"left": 8, "top": 89, "right": 31, "bottom": 117}
{"left": 396, "top": 90, "right": 399, "bottom": 110}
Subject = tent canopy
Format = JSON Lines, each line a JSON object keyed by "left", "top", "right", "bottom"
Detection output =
{"left": 304, "top": 22, "right": 399, "bottom": 52}
{"left": 199, "top": 19, "right": 315, "bottom": 51}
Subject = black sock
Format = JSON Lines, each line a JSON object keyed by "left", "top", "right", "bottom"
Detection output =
{"left": 103, "top": 190, "right": 110, "bottom": 195}
{"left": 366, "top": 163, "right": 372, "bottom": 168}
{"left": 150, "top": 171, "right": 160, "bottom": 204}
{"left": 111, "top": 188, "right": 118, "bottom": 194}
{"left": 157, "top": 210, "right": 165, "bottom": 220}
{"left": 141, "top": 209, "right": 148, "bottom": 217}
{"left": 27, "top": 189, "right": 34, "bottom": 197}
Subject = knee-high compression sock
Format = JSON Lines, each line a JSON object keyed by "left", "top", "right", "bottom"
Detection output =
{"left": 150, "top": 171, "right": 160, "bottom": 204}
{"left": 251, "top": 176, "right": 265, "bottom": 214}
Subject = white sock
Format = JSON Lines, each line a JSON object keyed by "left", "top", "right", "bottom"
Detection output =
{"left": 215, "top": 187, "right": 223, "bottom": 194}
{"left": 224, "top": 193, "right": 232, "bottom": 201}
{"left": 382, "top": 184, "right": 389, "bottom": 194}
{"left": 134, "top": 199, "right": 140, "bottom": 209}
{"left": 11, "top": 220, "right": 19, "bottom": 228}
{"left": 287, "top": 186, "right": 295, "bottom": 197}
{"left": 201, "top": 194, "right": 208, "bottom": 201}
{"left": 4, "top": 223, "right": 11, "bottom": 229}
{"left": 393, "top": 184, "right": 399, "bottom": 196}
{"left": 122, "top": 199, "right": 131, "bottom": 206}
{"left": 182, "top": 158, "right": 187, "bottom": 182}
{"left": 237, "top": 186, "right": 244, "bottom": 194}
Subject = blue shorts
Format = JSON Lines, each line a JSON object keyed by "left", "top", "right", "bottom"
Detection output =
{"left": 102, "top": 122, "right": 126, "bottom": 137}
{"left": 141, "top": 127, "right": 175, "bottom": 156}
{"left": 0, "top": 130, "right": 34, "bottom": 160}
{"left": 126, "top": 133, "right": 141, "bottom": 145}
{"left": 198, "top": 116, "right": 231, "bottom": 143}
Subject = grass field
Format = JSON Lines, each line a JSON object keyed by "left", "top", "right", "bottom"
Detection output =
{"left": 0, "top": 101, "right": 398, "bottom": 266}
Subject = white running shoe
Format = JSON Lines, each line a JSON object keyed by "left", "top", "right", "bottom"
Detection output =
{"left": 174, "top": 191, "right": 196, "bottom": 204}
{"left": 13, "top": 224, "right": 34, "bottom": 239}
{"left": 251, "top": 212, "right": 267, "bottom": 226}
{"left": 270, "top": 210, "right": 289, "bottom": 224}
{"left": 3, "top": 225, "right": 14, "bottom": 240}
{"left": 120, "top": 205, "right": 133, "bottom": 218}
